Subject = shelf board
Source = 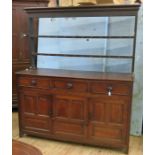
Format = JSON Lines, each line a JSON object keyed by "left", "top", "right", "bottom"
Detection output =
{"left": 30, "top": 35, "right": 134, "bottom": 39}
{"left": 33, "top": 52, "right": 133, "bottom": 59}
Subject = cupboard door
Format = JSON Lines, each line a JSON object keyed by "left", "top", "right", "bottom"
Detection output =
{"left": 20, "top": 90, "right": 52, "bottom": 133}
{"left": 53, "top": 95, "right": 87, "bottom": 139}
{"left": 88, "top": 96, "right": 130, "bottom": 145}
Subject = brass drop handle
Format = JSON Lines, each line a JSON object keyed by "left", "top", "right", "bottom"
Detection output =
{"left": 31, "top": 79, "right": 37, "bottom": 86}
{"left": 66, "top": 83, "right": 73, "bottom": 89}
{"left": 107, "top": 86, "right": 112, "bottom": 96}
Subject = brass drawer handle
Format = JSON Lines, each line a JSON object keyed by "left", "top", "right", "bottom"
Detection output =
{"left": 107, "top": 86, "right": 112, "bottom": 96}
{"left": 66, "top": 83, "right": 73, "bottom": 89}
{"left": 31, "top": 80, "right": 37, "bottom": 86}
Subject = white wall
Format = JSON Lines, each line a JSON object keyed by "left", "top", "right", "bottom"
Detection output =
{"left": 130, "top": 6, "right": 143, "bottom": 136}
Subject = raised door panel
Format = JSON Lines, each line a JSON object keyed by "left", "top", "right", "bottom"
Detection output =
{"left": 22, "top": 93, "right": 36, "bottom": 115}
{"left": 54, "top": 96, "right": 85, "bottom": 120}
{"left": 109, "top": 103, "right": 124, "bottom": 124}
{"left": 53, "top": 95, "right": 87, "bottom": 139}
{"left": 37, "top": 95, "right": 51, "bottom": 116}
{"left": 89, "top": 98, "right": 106, "bottom": 123}
{"left": 21, "top": 91, "right": 51, "bottom": 116}
{"left": 20, "top": 90, "right": 51, "bottom": 133}
{"left": 88, "top": 96, "right": 130, "bottom": 145}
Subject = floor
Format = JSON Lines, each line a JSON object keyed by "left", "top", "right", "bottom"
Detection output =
{"left": 12, "top": 112, "right": 143, "bottom": 155}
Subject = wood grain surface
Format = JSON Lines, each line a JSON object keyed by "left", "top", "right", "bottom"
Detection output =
{"left": 13, "top": 111, "right": 142, "bottom": 155}
{"left": 16, "top": 68, "right": 134, "bottom": 81}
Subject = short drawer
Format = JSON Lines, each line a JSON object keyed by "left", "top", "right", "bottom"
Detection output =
{"left": 23, "top": 116, "right": 50, "bottom": 133}
{"left": 54, "top": 79, "right": 88, "bottom": 92}
{"left": 90, "top": 81, "right": 131, "bottom": 96}
{"left": 18, "top": 76, "right": 51, "bottom": 89}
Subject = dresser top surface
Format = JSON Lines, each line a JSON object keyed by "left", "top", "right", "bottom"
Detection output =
{"left": 16, "top": 68, "right": 134, "bottom": 81}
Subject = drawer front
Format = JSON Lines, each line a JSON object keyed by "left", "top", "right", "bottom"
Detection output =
{"left": 90, "top": 81, "right": 131, "bottom": 95}
{"left": 53, "top": 121, "right": 86, "bottom": 138}
{"left": 18, "top": 77, "right": 51, "bottom": 89}
{"left": 23, "top": 116, "right": 50, "bottom": 133}
{"left": 54, "top": 79, "right": 88, "bottom": 92}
